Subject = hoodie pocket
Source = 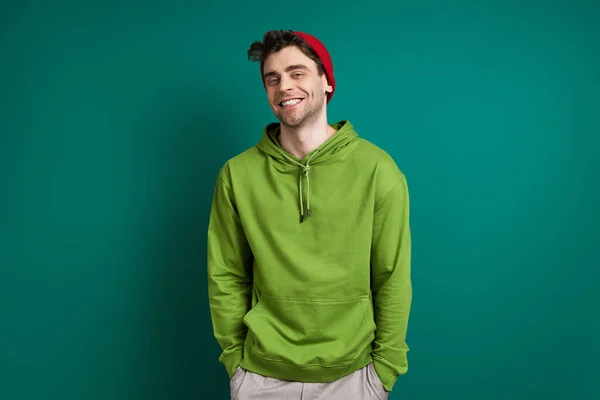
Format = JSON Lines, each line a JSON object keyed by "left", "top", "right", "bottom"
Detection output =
{"left": 243, "top": 292, "right": 376, "bottom": 367}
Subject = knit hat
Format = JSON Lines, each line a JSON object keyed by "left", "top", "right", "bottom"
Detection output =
{"left": 294, "top": 31, "right": 335, "bottom": 103}
{"left": 262, "top": 31, "right": 336, "bottom": 103}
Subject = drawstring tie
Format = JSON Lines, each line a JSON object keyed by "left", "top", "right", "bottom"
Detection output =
{"left": 299, "top": 164, "right": 311, "bottom": 222}
{"left": 283, "top": 150, "right": 319, "bottom": 223}
{"left": 299, "top": 150, "right": 319, "bottom": 222}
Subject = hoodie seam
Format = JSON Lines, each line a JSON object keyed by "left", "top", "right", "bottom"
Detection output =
{"left": 245, "top": 344, "right": 357, "bottom": 368}
{"left": 218, "top": 165, "right": 233, "bottom": 190}
{"left": 259, "top": 294, "right": 370, "bottom": 303}
{"left": 255, "top": 284, "right": 369, "bottom": 302}
{"left": 374, "top": 174, "right": 403, "bottom": 210}
{"left": 220, "top": 175, "right": 232, "bottom": 190}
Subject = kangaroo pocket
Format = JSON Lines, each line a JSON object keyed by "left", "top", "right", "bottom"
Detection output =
{"left": 243, "top": 292, "right": 377, "bottom": 367}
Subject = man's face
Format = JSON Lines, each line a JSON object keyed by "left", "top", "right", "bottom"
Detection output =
{"left": 262, "top": 45, "right": 332, "bottom": 128}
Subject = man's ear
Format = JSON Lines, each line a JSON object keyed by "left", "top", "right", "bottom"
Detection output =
{"left": 323, "top": 75, "right": 333, "bottom": 94}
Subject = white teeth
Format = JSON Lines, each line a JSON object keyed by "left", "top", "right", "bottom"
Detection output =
{"left": 281, "top": 99, "right": 301, "bottom": 107}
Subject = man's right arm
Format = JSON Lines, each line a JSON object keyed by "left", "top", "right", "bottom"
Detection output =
{"left": 207, "top": 166, "right": 253, "bottom": 378}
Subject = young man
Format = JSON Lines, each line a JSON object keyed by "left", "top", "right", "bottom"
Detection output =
{"left": 207, "top": 30, "right": 412, "bottom": 400}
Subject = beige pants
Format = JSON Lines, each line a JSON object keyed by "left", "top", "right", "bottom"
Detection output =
{"left": 230, "top": 362, "right": 389, "bottom": 400}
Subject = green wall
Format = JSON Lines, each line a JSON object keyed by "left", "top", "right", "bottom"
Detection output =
{"left": 1, "top": 0, "right": 598, "bottom": 399}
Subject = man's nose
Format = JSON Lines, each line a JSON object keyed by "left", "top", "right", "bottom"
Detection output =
{"left": 278, "top": 75, "right": 293, "bottom": 92}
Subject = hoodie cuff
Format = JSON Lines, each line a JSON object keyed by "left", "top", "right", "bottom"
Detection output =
{"left": 373, "top": 359, "right": 399, "bottom": 392}
{"left": 221, "top": 349, "right": 243, "bottom": 379}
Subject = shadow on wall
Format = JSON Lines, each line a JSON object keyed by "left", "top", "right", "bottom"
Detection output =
{"left": 134, "top": 83, "right": 242, "bottom": 400}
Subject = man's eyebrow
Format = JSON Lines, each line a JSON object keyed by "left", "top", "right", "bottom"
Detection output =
{"left": 263, "top": 64, "right": 309, "bottom": 78}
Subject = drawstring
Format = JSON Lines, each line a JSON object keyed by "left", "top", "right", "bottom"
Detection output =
{"left": 282, "top": 150, "right": 319, "bottom": 223}
{"left": 300, "top": 150, "right": 318, "bottom": 222}
{"left": 299, "top": 164, "right": 310, "bottom": 222}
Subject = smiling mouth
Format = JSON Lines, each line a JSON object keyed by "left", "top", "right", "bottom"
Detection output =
{"left": 279, "top": 98, "right": 303, "bottom": 108}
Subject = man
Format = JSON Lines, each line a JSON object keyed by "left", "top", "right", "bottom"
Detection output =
{"left": 207, "top": 29, "right": 412, "bottom": 400}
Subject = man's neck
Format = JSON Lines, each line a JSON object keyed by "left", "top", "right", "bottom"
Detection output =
{"left": 278, "top": 113, "right": 337, "bottom": 160}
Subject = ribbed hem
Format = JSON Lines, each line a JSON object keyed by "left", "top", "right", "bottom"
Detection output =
{"left": 372, "top": 358, "right": 399, "bottom": 392}
{"left": 220, "top": 349, "right": 243, "bottom": 378}
{"left": 240, "top": 344, "right": 373, "bottom": 383}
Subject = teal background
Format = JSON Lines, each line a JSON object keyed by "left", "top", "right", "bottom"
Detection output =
{"left": 1, "top": 0, "right": 598, "bottom": 399}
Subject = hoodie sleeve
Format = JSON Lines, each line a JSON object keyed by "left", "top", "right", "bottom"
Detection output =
{"left": 207, "top": 166, "right": 253, "bottom": 378}
{"left": 370, "top": 171, "right": 412, "bottom": 392}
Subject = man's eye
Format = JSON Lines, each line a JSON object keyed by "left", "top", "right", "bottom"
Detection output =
{"left": 293, "top": 73, "right": 303, "bottom": 77}
{"left": 268, "top": 78, "right": 279, "bottom": 84}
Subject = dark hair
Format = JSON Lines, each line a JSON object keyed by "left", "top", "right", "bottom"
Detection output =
{"left": 247, "top": 30, "right": 325, "bottom": 80}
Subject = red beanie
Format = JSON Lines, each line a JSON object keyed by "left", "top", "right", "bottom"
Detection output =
{"left": 294, "top": 31, "right": 335, "bottom": 103}
{"left": 261, "top": 31, "right": 335, "bottom": 103}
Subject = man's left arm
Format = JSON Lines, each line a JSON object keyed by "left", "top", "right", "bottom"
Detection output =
{"left": 370, "top": 171, "right": 412, "bottom": 392}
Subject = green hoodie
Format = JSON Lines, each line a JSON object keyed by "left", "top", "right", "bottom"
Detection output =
{"left": 207, "top": 120, "right": 412, "bottom": 392}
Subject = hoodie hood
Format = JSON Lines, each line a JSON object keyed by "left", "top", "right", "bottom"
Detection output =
{"left": 256, "top": 120, "right": 359, "bottom": 222}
